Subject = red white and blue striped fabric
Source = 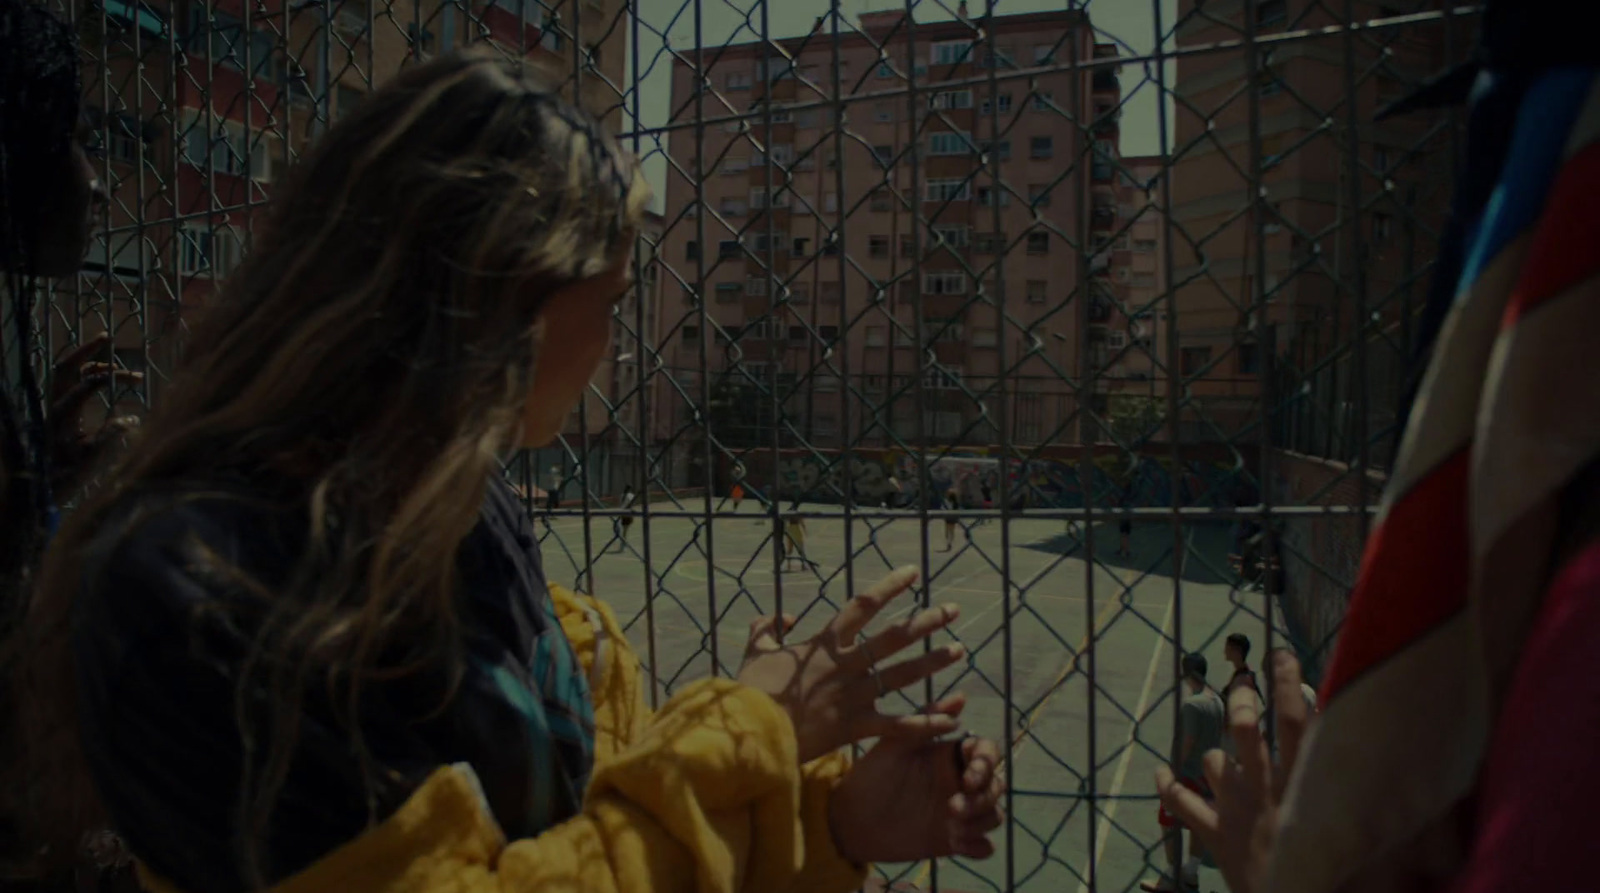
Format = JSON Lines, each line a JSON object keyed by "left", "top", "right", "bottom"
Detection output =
{"left": 1267, "top": 69, "right": 1600, "bottom": 893}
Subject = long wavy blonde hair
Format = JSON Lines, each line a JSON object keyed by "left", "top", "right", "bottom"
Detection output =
{"left": 6, "top": 47, "right": 649, "bottom": 882}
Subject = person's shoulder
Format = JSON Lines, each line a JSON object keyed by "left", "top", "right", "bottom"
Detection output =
{"left": 83, "top": 483, "right": 294, "bottom": 613}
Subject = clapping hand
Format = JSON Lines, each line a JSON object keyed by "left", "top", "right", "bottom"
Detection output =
{"left": 1156, "top": 650, "right": 1310, "bottom": 893}
{"left": 736, "top": 567, "right": 967, "bottom": 763}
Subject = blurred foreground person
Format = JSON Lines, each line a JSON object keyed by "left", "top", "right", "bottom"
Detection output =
{"left": 1160, "top": 3, "right": 1600, "bottom": 890}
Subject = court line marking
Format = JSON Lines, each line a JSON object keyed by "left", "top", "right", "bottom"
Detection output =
{"left": 911, "top": 572, "right": 1125, "bottom": 889}
{"left": 1075, "top": 588, "right": 1176, "bottom": 893}
{"left": 912, "top": 527, "right": 1192, "bottom": 889}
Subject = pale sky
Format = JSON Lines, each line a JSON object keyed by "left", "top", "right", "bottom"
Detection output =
{"left": 624, "top": 0, "right": 1179, "bottom": 211}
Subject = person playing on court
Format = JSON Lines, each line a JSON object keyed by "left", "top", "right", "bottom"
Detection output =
{"left": 612, "top": 483, "right": 636, "bottom": 553}
{"left": 783, "top": 511, "right": 809, "bottom": 573}
{"left": 544, "top": 464, "right": 562, "bottom": 517}
{"left": 1223, "top": 632, "right": 1263, "bottom": 705}
{"left": 884, "top": 474, "right": 902, "bottom": 510}
{"left": 941, "top": 489, "right": 962, "bottom": 552}
{"left": 6, "top": 50, "right": 1004, "bottom": 893}
{"left": 1142, "top": 652, "right": 1224, "bottom": 892}
{"left": 729, "top": 480, "right": 744, "bottom": 512}
{"left": 1118, "top": 515, "right": 1133, "bottom": 559}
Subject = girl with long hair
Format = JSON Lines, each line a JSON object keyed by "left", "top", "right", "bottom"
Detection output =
{"left": 8, "top": 50, "right": 1001, "bottom": 893}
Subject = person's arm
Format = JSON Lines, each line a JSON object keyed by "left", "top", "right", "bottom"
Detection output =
{"left": 1443, "top": 540, "right": 1600, "bottom": 893}
{"left": 551, "top": 585, "right": 866, "bottom": 893}
{"left": 1174, "top": 701, "right": 1198, "bottom": 771}
{"left": 79, "top": 516, "right": 864, "bottom": 893}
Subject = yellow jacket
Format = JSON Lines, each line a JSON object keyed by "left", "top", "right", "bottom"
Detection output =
{"left": 136, "top": 585, "right": 867, "bottom": 893}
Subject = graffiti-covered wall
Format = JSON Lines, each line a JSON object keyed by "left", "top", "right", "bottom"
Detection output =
{"left": 720, "top": 445, "right": 1259, "bottom": 510}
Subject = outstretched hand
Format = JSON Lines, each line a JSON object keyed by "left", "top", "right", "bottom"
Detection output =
{"left": 49, "top": 335, "right": 141, "bottom": 494}
{"left": 826, "top": 695, "right": 1006, "bottom": 864}
{"left": 1156, "top": 650, "right": 1310, "bottom": 893}
{"left": 736, "top": 567, "right": 966, "bottom": 763}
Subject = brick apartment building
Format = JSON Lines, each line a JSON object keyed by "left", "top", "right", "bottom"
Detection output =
{"left": 1168, "top": 0, "right": 1457, "bottom": 462}
{"left": 62, "top": 0, "right": 625, "bottom": 435}
{"left": 651, "top": 5, "right": 1153, "bottom": 458}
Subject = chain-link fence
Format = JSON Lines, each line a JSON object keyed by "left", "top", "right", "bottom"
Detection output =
{"left": 29, "top": 0, "right": 1476, "bottom": 889}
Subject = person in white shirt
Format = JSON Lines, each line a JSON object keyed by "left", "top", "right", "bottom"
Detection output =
{"left": 612, "top": 484, "right": 636, "bottom": 552}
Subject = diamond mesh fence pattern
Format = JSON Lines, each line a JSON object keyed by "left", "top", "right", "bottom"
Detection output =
{"left": 34, "top": 0, "right": 1477, "bottom": 890}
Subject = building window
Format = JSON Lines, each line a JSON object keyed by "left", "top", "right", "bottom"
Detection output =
{"left": 1131, "top": 273, "right": 1157, "bottom": 288}
{"left": 929, "top": 90, "right": 972, "bottom": 110}
{"left": 975, "top": 232, "right": 1007, "bottom": 254}
{"left": 1238, "top": 343, "right": 1261, "bottom": 375}
{"left": 720, "top": 198, "right": 747, "bottom": 216}
{"left": 1134, "top": 238, "right": 1157, "bottom": 252}
{"left": 1259, "top": 68, "right": 1285, "bottom": 96}
{"left": 874, "top": 102, "right": 894, "bottom": 123}
{"left": 727, "top": 71, "right": 751, "bottom": 90}
{"left": 872, "top": 144, "right": 894, "bottom": 165}
{"left": 925, "top": 179, "right": 971, "bottom": 202}
{"left": 821, "top": 281, "right": 841, "bottom": 303}
{"left": 932, "top": 40, "right": 973, "bottom": 66}
{"left": 1027, "top": 232, "right": 1049, "bottom": 254}
{"left": 791, "top": 237, "right": 810, "bottom": 257}
{"left": 1180, "top": 345, "right": 1212, "bottom": 375}
{"left": 1033, "top": 44, "right": 1054, "bottom": 64}
{"left": 718, "top": 240, "right": 741, "bottom": 259}
{"left": 1374, "top": 145, "right": 1390, "bottom": 173}
{"left": 723, "top": 157, "right": 748, "bottom": 175}
{"left": 1374, "top": 213, "right": 1393, "bottom": 242}
{"left": 900, "top": 235, "right": 916, "bottom": 258}
{"left": 715, "top": 283, "right": 742, "bottom": 303}
{"left": 923, "top": 272, "right": 967, "bottom": 295}
{"left": 745, "top": 277, "right": 769, "bottom": 296}
{"left": 1256, "top": 0, "right": 1287, "bottom": 29}
{"left": 928, "top": 131, "right": 974, "bottom": 156}
{"left": 178, "top": 225, "right": 239, "bottom": 277}
{"left": 869, "top": 235, "right": 889, "bottom": 258}
{"left": 981, "top": 139, "right": 1011, "bottom": 160}
{"left": 1030, "top": 136, "right": 1054, "bottom": 159}
{"left": 876, "top": 61, "right": 894, "bottom": 79}
{"left": 788, "top": 325, "right": 807, "bottom": 344}
{"left": 924, "top": 366, "right": 964, "bottom": 390}
{"left": 1032, "top": 90, "right": 1053, "bottom": 111}
{"left": 871, "top": 190, "right": 893, "bottom": 212}
{"left": 824, "top": 193, "right": 839, "bottom": 214}
{"left": 1028, "top": 183, "right": 1052, "bottom": 207}
{"left": 972, "top": 327, "right": 998, "bottom": 347}
{"left": 819, "top": 325, "right": 839, "bottom": 342}
{"left": 682, "top": 325, "right": 700, "bottom": 345}
{"left": 866, "top": 325, "right": 886, "bottom": 346}
{"left": 1025, "top": 280, "right": 1047, "bottom": 304}
{"left": 976, "top": 185, "right": 1010, "bottom": 207}
{"left": 790, "top": 284, "right": 810, "bottom": 303}
{"left": 979, "top": 93, "right": 1013, "bottom": 115}
{"left": 685, "top": 240, "right": 699, "bottom": 260}
{"left": 180, "top": 110, "right": 271, "bottom": 181}
{"left": 933, "top": 224, "right": 969, "bottom": 248}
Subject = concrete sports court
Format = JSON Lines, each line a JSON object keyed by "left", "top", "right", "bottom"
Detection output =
{"left": 537, "top": 502, "right": 1289, "bottom": 893}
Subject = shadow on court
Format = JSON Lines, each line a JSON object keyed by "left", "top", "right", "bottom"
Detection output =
{"left": 1022, "top": 519, "right": 1242, "bottom": 586}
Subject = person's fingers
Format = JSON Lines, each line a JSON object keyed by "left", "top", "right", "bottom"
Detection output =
{"left": 52, "top": 335, "right": 112, "bottom": 387}
{"left": 744, "top": 613, "right": 795, "bottom": 655}
{"left": 50, "top": 370, "right": 144, "bottom": 421}
{"left": 876, "top": 694, "right": 970, "bottom": 746}
{"left": 830, "top": 567, "right": 919, "bottom": 643}
{"left": 1155, "top": 766, "right": 1220, "bottom": 839}
{"left": 872, "top": 642, "right": 966, "bottom": 693}
{"left": 1269, "top": 649, "right": 1309, "bottom": 793}
{"left": 1226, "top": 681, "right": 1268, "bottom": 779}
{"left": 854, "top": 602, "right": 961, "bottom": 667}
{"left": 961, "top": 735, "right": 1001, "bottom": 794}
{"left": 856, "top": 709, "right": 962, "bottom": 743}
{"left": 950, "top": 764, "right": 1005, "bottom": 818}
{"left": 952, "top": 828, "right": 999, "bottom": 859}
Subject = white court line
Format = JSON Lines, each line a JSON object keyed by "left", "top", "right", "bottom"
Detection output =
{"left": 1075, "top": 588, "right": 1177, "bottom": 893}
